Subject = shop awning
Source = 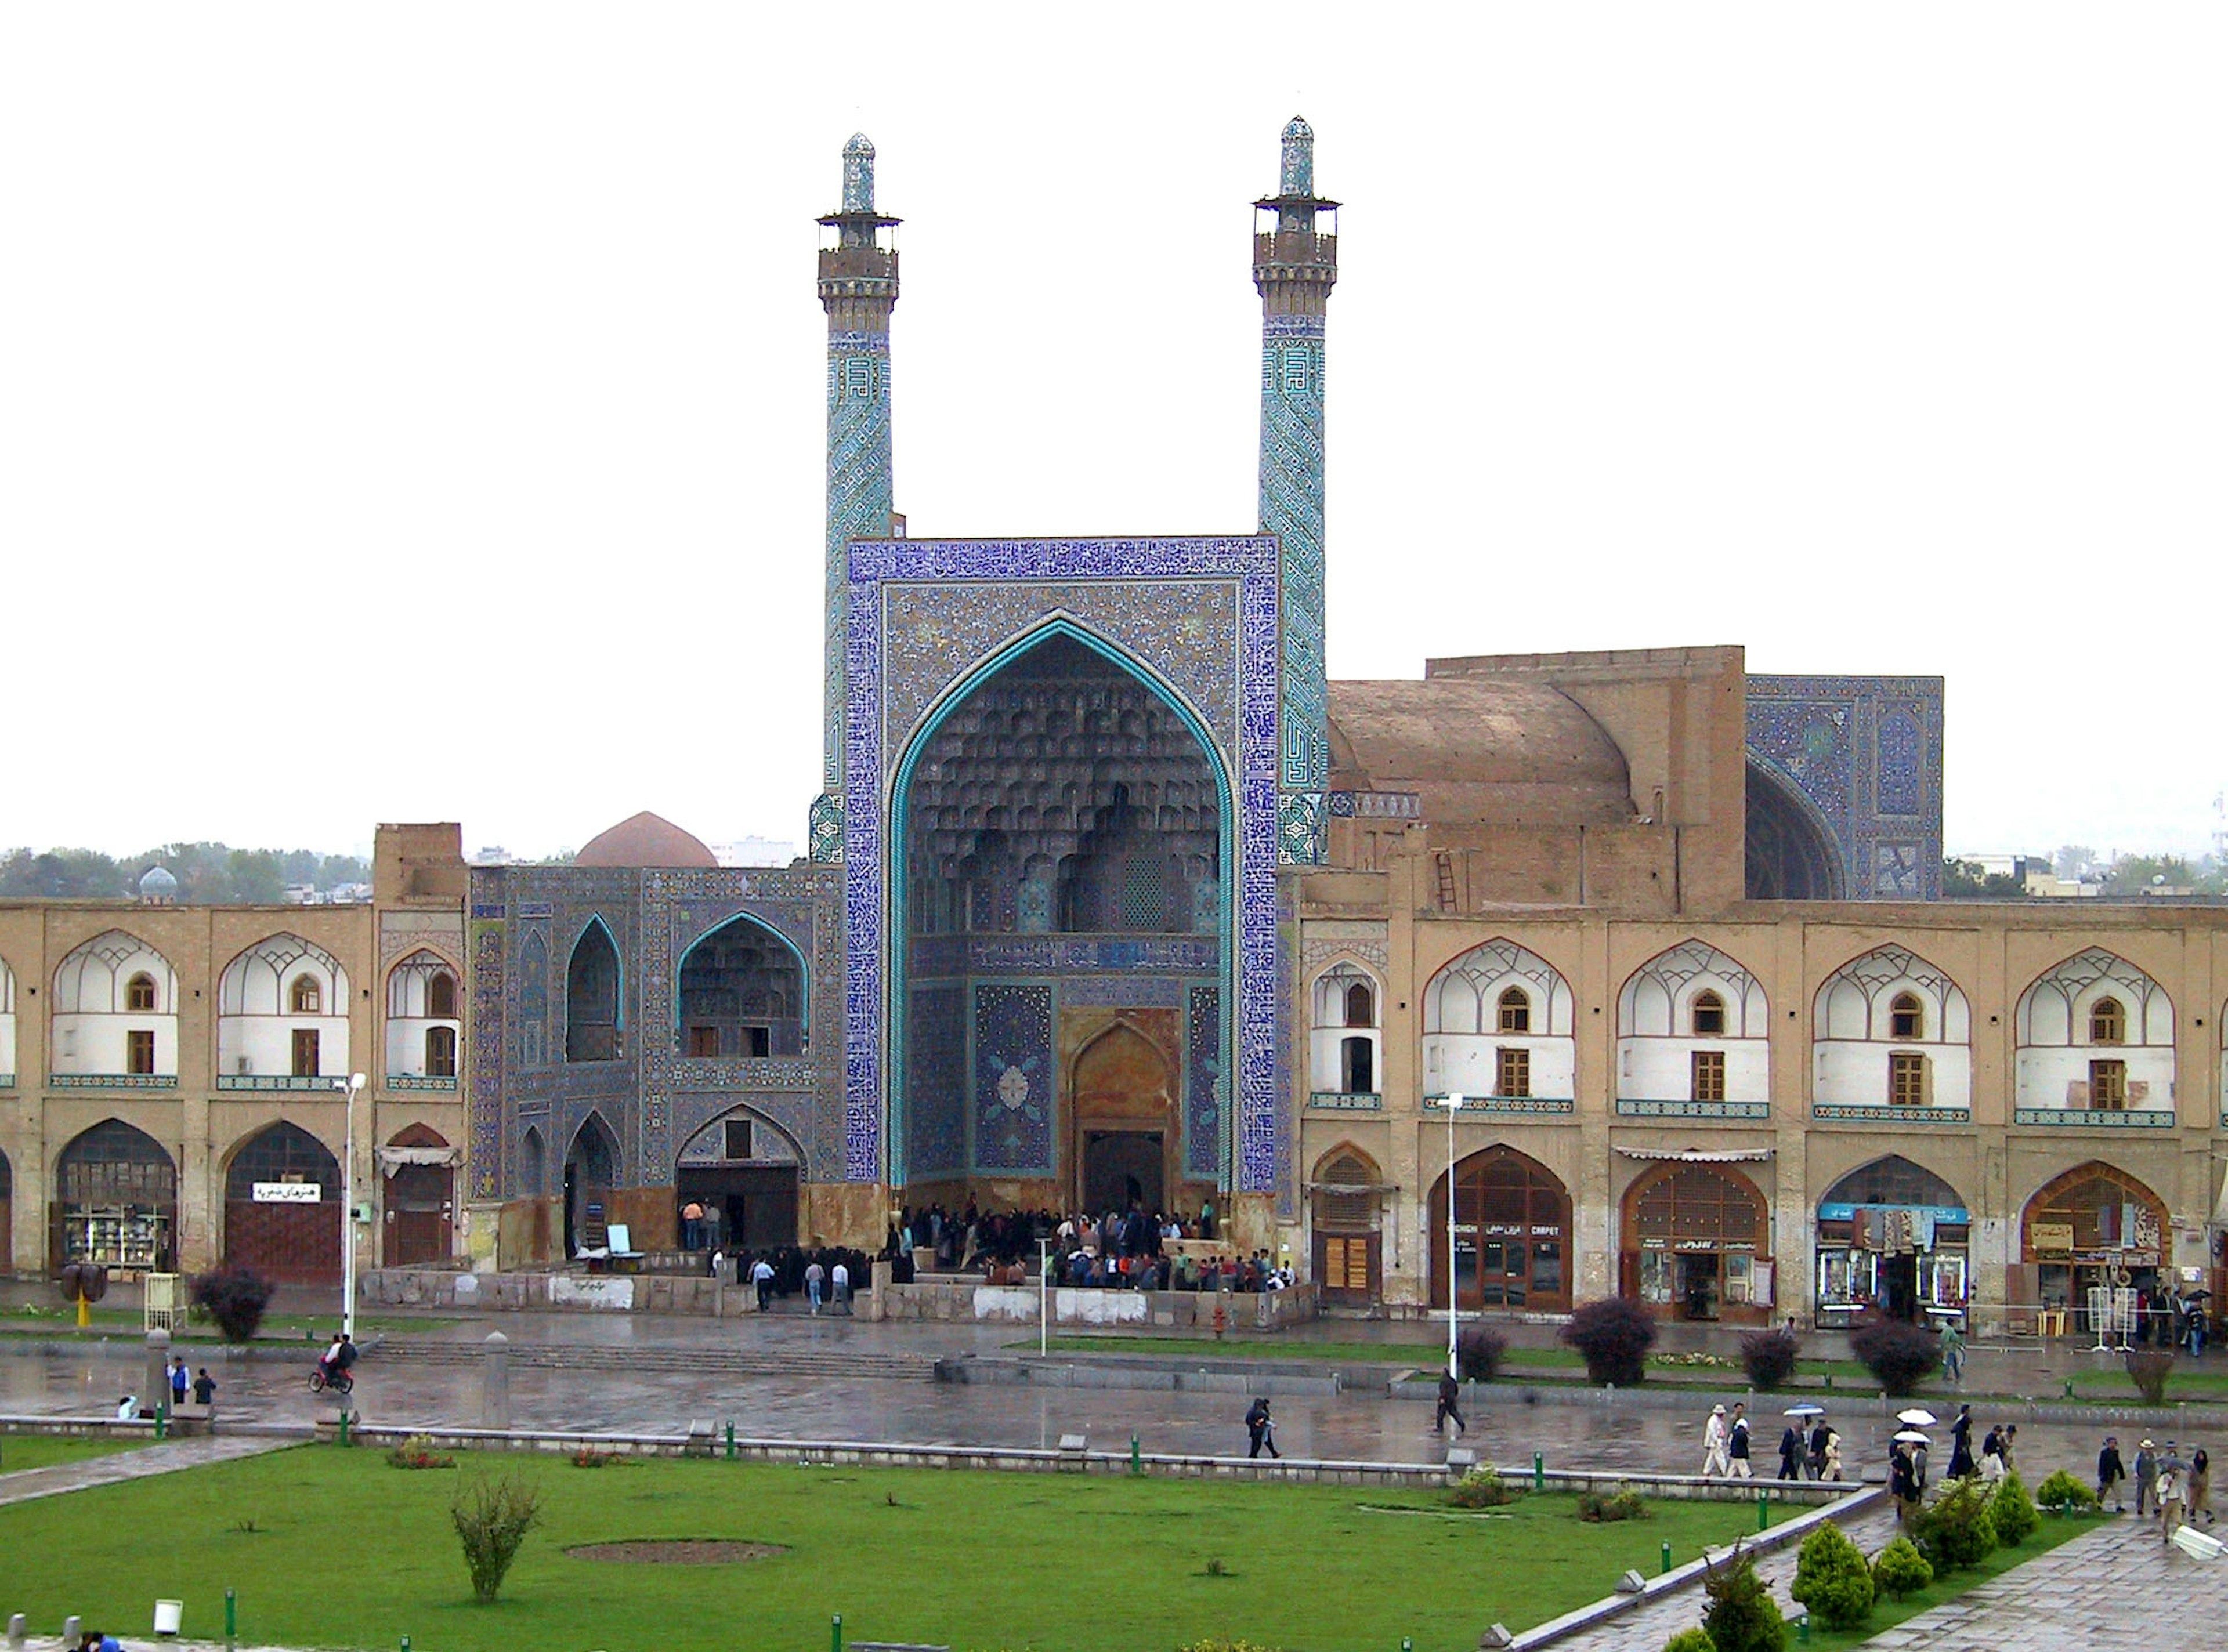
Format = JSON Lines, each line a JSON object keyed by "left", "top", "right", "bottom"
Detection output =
{"left": 1614, "top": 1147, "right": 1774, "bottom": 1164}
{"left": 377, "top": 1146, "right": 462, "bottom": 1176}
{"left": 1306, "top": 1181, "right": 1399, "bottom": 1194}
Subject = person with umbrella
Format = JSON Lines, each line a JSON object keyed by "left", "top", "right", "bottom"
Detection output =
{"left": 1809, "top": 1412, "right": 1833, "bottom": 1480}
{"left": 1890, "top": 1439, "right": 1921, "bottom": 1523}
{"left": 1777, "top": 1415, "right": 1804, "bottom": 1480}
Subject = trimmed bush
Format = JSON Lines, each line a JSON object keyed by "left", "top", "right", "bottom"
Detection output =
{"left": 1449, "top": 1467, "right": 1520, "bottom": 1508}
{"left": 1456, "top": 1325, "right": 1508, "bottom": 1382}
{"left": 2033, "top": 1469, "right": 2099, "bottom": 1513}
{"left": 188, "top": 1264, "right": 276, "bottom": 1344}
{"left": 1738, "top": 1328, "right": 1800, "bottom": 1393}
{"left": 1870, "top": 1535, "right": 1934, "bottom": 1602}
{"left": 1910, "top": 1477, "right": 1996, "bottom": 1571}
{"left": 1562, "top": 1296, "right": 1658, "bottom": 1387}
{"left": 1849, "top": 1318, "right": 1936, "bottom": 1397}
{"left": 1663, "top": 1632, "right": 1718, "bottom": 1652}
{"left": 1577, "top": 1487, "right": 1649, "bottom": 1523}
{"left": 2125, "top": 1349, "right": 2175, "bottom": 1405}
{"left": 1788, "top": 1521, "right": 1874, "bottom": 1631}
{"left": 1701, "top": 1545, "right": 1787, "bottom": 1652}
{"left": 1987, "top": 1469, "right": 2040, "bottom": 1545}
{"left": 451, "top": 1472, "right": 543, "bottom": 1603}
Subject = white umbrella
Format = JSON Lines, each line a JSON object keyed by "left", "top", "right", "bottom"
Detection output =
{"left": 1784, "top": 1404, "right": 1826, "bottom": 1418}
{"left": 1894, "top": 1429, "right": 1932, "bottom": 1445}
{"left": 1897, "top": 1408, "right": 1938, "bottom": 1428}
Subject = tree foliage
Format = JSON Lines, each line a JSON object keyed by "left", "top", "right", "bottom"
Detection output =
{"left": 1849, "top": 1317, "right": 1936, "bottom": 1396}
{"left": 451, "top": 1472, "right": 544, "bottom": 1603}
{"left": 1738, "top": 1328, "right": 1800, "bottom": 1392}
{"left": 1788, "top": 1521, "right": 1874, "bottom": 1630}
{"left": 1987, "top": 1469, "right": 2040, "bottom": 1546}
{"left": 189, "top": 1264, "right": 276, "bottom": 1343}
{"left": 1700, "top": 1545, "right": 1786, "bottom": 1652}
{"left": 1909, "top": 1477, "right": 1996, "bottom": 1571}
{"left": 1561, "top": 1296, "right": 1657, "bottom": 1386}
{"left": 1869, "top": 1535, "right": 1933, "bottom": 1602}
{"left": 0, "top": 841, "right": 367, "bottom": 903}
{"left": 1455, "top": 1325, "right": 1507, "bottom": 1382}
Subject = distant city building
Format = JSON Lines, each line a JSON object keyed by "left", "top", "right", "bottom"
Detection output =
{"left": 711, "top": 836, "right": 799, "bottom": 868}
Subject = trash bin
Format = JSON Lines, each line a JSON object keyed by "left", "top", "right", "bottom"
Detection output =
{"left": 154, "top": 1599, "right": 184, "bottom": 1636}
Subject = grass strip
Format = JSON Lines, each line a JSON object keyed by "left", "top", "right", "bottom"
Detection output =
{"left": 0, "top": 1444, "right": 1773, "bottom": 1652}
{"left": 1799, "top": 1510, "right": 2098, "bottom": 1649}
{"left": 0, "top": 1434, "right": 151, "bottom": 1475}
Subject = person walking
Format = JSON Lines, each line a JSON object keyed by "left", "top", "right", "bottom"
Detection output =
{"left": 2158, "top": 1450, "right": 2187, "bottom": 1545}
{"left": 1727, "top": 1403, "right": 1752, "bottom": 1478}
{"left": 1947, "top": 1404, "right": 1976, "bottom": 1479}
{"left": 191, "top": 1367, "right": 216, "bottom": 1408}
{"left": 1822, "top": 1426, "right": 1844, "bottom": 1483}
{"left": 168, "top": 1356, "right": 190, "bottom": 1414}
{"left": 831, "top": 1257, "right": 852, "bottom": 1314}
{"left": 1777, "top": 1421, "right": 1803, "bottom": 1481}
{"left": 1245, "top": 1396, "right": 1281, "bottom": 1459}
{"left": 805, "top": 1257, "right": 826, "bottom": 1314}
{"left": 2135, "top": 1439, "right": 2160, "bottom": 1519}
{"left": 1890, "top": 1442, "right": 1920, "bottom": 1524}
{"left": 1938, "top": 1318, "right": 1965, "bottom": 1385}
{"left": 1434, "top": 1370, "right": 1467, "bottom": 1436}
{"left": 1808, "top": 1416, "right": 1832, "bottom": 1481}
{"left": 2097, "top": 1435, "right": 2127, "bottom": 1512}
{"left": 751, "top": 1255, "right": 776, "bottom": 1312}
{"left": 2189, "top": 1445, "right": 2212, "bottom": 1526}
{"left": 1702, "top": 1404, "right": 1731, "bottom": 1477}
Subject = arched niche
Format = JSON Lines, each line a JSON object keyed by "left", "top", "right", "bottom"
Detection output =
{"left": 1427, "top": 1144, "right": 1571, "bottom": 1314}
{"left": 50, "top": 932, "right": 180, "bottom": 1080}
{"left": 53, "top": 1118, "right": 177, "bottom": 1271}
{"left": 675, "top": 913, "right": 806, "bottom": 1059}
{"left": 1423, "top": 939, "right": 1576, "bottom": 1104}
{"left": 1072, "top": 1021, "right": 1176, "bottom": 1215}
{"left": 674, "top": 1105, "right": 805, "bottom": 1251}
{"left": 1745, "top": 759, "right": 1845, "bottom": 899}
{"left": 2012, "top": 950, "right": 2175, "bottom": 1117}
{"left": 565, "top": 918, "right": 623, "bottom": 1063}
{"left": 1616, "top": 941, "right": 1771, "bottom": 1110}
{"left": 1307, "top": 961, "right": 1382, "bottom": 1097}
{"left": 1619, "top": 1158, "right": 1771, "bottom": 1323}
{"left": 1811, "top": 1153, "right": 1973, "bottom": 1328}
{"left": 1811, "top": 945, "right": 1973, "bottom": 1113}
{"left": 217, "top": 934, "right": 351, "bottom": 1085}
{"left": 222, "top": 1120, "right": 342, "bottom": 1283}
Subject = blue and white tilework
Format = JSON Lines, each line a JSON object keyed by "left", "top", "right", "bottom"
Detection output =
{"left": 1746, "top": 675, "right": 1945, "bottom": 900}
{"left": 973, "top": 983, "right": 1055, "bottom": 1175}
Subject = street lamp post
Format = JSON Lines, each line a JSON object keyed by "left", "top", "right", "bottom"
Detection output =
{"left": 334, "top": 1071, "right": 367, "bottom": 1338}
{"left": 1446, "top": 1092, "right": 1464, "bottom": 1380}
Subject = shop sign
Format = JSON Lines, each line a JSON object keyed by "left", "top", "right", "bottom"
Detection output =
{"left": 252, "top": 1182, "right": 321, "bottom": 1204}
{"left": 1818, "top": 1201, "right": 1969, "bottom": 1225}
{"left": 2031, "top": 1221, "right": 2074, "bottom": 1256}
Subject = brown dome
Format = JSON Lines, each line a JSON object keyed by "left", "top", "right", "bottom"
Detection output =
{"left": 574, "top": 811, "right": 719, "bottom": 869}
{"left": 1327, "top": 679, "right": 1634, "bottom": 826}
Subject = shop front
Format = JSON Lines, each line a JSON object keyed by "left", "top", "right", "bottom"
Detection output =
{"left": 1429, "top": 1144, "right": 1571, "bottom": 1314}
{"left": 51, "top": 1118, "right": 177, "bottom": 1276}
{"left": 2017, "top": 1161, "right": 2168, "bottom": 1339}
{"left": 1618, "top": 1152, "right": 1773, "bottom": 1323}
{"left": 1813, "top": 1155, "right": 1970, "bottom": 1329}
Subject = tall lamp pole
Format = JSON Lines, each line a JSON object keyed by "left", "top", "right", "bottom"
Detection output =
{"left": 335, "top": 1071, "right": 367, "bottom": 1338}
{"left": 1446, "top": 1092, "right": 1464, "bottom": 1379}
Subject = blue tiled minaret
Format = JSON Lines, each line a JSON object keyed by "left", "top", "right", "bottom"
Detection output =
{"left": 1254, "top": 117, "right": 1338, "bottom": 863}
{"left": 810, "top": 133, "right": 900, "bottom": 863}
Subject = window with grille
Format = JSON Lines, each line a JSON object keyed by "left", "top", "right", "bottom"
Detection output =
{"left": 126, "top": 973, "right": 158, "bottom": 1012}
{"left": 1888, "top": 992, "right": 1923, "bottom": 1039}
{"left": 1889, "top": 1050, "right": 1926, "bottom": 1106}
{"left": 2089, "top": 997, "right": 2125, "bottom": 1045}
{"left": 126, "top": 1029, "right": 157, "bottom": 1075}
{"left": 291, "top": 1028, "right": 320, "bottom": 1077}
{"left": 2088, "top": 1059, "right": 2127, "bottom": 1110}
{"left": 1691, "top": 1049, "right": 1727, "bottom": 1102}
{"left": 724, "top": 1118, "right": 754, "bottom": 1161}
{"left": 424, "top": 1026, "right": 458, "bottom": 1078}
{"left": 426, "top": 972, "right": 457, "bottom": 1019}
{"left": 290, "top": 975, "right": 322, "bottom": 1014}
{"left": 1494, "top": 1046, "right": 1531, "bottom": 1099}
{"left": 1339, "top": 1035, "right": 1375, "bottom": 1095}
{"left": 1691, "top": 991, "right": 1726, "bottom": 1037}
{"left": 1343, "top": 981, "right": 1374, "bottom": 1028}
{"left": 1497, "top": 988, "right": 1530, "bottom": 1034}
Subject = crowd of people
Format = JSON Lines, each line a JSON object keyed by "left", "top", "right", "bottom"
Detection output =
{"left": 884, "top": 1200, "right": 1294, "bottom": 1294}
{"left": 2096, "top": 1433, "right": 2215, "bottom": 1542}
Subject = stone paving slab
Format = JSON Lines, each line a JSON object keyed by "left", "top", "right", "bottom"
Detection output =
{"left": 0, "top": 1432, "right": 304, "bottom": 1510}
{"left": 1853, "top": 1513, "right": 2228, "bottom": 1648}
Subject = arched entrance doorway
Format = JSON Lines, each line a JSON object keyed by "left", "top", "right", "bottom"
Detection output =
{"left": 223, "top": 1121, "right": 342, "bottom": 1284}
{"left": 2019, "top": 1162, "right": 2168, "bottom": 1340}
{"left": 1813, "top": 1155, "right": 1970, "bottom": 1329}
{"left": 1311, "top": 1146, "right": 1384, "bottom": 1306}
{"left": 1428, "top": 1145, "right": 1571, "bottom": 1314}
{"left": 53, "top": 1120, "right": 176, "bottom": 1273}
{"left": 381, "top": 1124, "right": 457, "bottom": 1266}
{"left": 1620, "top": 1159, "right": 1771, "bottom": 1323}
{"left": 1072, "top": 1022, "right": 1176, "bottom": 1213}
{"left": 563, "top": 1112, "right": 620, "bottom": 1256}
{"left": 1745, "top": 760, "right": 1844, "bottom": 899}
{"left": 675, "top": 1107, "right": 803, "bottom": 1251}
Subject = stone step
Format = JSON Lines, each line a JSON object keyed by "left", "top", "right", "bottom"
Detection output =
{"left": 369, "top": 1341, "right": 939, "bottom": 1381}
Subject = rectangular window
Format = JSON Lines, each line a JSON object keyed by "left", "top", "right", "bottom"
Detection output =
{"left": 291, "top": 1028, "right": 320, "bottom": 1077}
{"left": 2088, "top": 1059, "right": 2127, "bottom": 1110}
{"left": 724, "top": 1118, "right": 754, "bottom": 1161}
{"left": 686, "top": 1025, "right": 719, "bottom": 1058}
{"left": 745, "top": 1026, "right": 771, "bottom": 1059}
{"left": 1494, "top": 1046, "right": 1531, "bottom": 1099}
{"left": 1691, "top": 1049, "right": 1727, "bottom": 1103}
{"left": 126, "top": 1029, "right": 157, "bottom": 1075}
{"left": 1889, "top": 1051, "right": 1926, "bottom": 1106}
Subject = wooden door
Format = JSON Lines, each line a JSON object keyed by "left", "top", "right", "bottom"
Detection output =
{"left": 1314, "top": 1231, "right": 1379, "bottom": 1305}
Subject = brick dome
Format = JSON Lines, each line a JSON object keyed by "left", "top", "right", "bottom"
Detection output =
{"left": 1326, "top": 679, "right": 1634, "bottom": 826}
{"left": 573, "top": 811, "right": 718, "bottom": 870}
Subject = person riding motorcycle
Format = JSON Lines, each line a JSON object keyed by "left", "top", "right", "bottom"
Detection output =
{"left": 316, "top": 1331, "right": 357, "bottom": 1387}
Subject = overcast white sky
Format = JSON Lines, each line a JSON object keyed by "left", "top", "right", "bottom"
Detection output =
{"left": 5, "top": 4, "right": 2222, "bottom": 863}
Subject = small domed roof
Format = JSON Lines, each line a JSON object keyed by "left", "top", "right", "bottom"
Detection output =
{"left": 573, "top": 811, "right": 718, "bottom": 870}
{"left": 1327, "top": 679, "right": 1634, "bottom": 827}
{"left": 138, "top": 865, "right": 179, "bottom": 896}
{"left": 844, "top": 132, "right": 875, "bottom": 158}
{"left": 1282, "top": 115, "right": 1314, "bottom": 142}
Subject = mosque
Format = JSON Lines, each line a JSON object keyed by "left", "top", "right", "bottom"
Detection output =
{"left": 9, "top": 122, "right": 2204, "bottom": 1334}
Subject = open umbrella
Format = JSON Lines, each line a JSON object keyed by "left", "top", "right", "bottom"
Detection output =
{"left": 1897, "top": 1408, "right": 1938, "bottom": 1428}
{"left": 1784, "top": 1404, "right": 1826, "bottom": 1418}
{"left": 1894, "top": 1430, "right": 1932, "bottom": 1445}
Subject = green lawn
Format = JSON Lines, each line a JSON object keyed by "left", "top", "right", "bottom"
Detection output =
{"left": 0, "top": 1434, "right": 150, "bottom": 1474}
{"left": 1, "top": 1306, "right": 441, "bottom": 1341}
{"left": 1802, "top": 1510, "right": 2099, "bottom": 1649}
{"left": 1028, "top": 1335, "right": 1881, "bottom": 1382}
{"left": 0, "top": 1446, "right": 1776, "bottom": 1652}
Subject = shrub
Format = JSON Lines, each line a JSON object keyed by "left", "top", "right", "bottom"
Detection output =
{"left": 1178, "top": 1641, "right": 1282, "bottom": 1652}
{"left": 1456, "top": 1324, "right": 1508, "bottom": 1382}
{"left": 1577, "top": 1487, "right": 1649, "bottom": 1523}
{"left": 1738, "top": 1328, "right": 1800, "bottom": 1393}
{"left": 1562, "top": 1296, "right": 1658, "bottom": 1387}
{"left": 1987, "top": 1469, "right": 2041, "bottom": 1545}
{"left": 1449, "top": 1467, "right": 1521, "bottom": 1508}
{"left": 1663, "top": 1632, "right": 1718, "bottom": 1652}
{"left": 1909, "top": 1477, "right": 1996, "bottom": 1571}
{"left": 1700, "top": 1544, "right": 1786, "bottom": 1652}
{"left": 1849, "top": 1318, "right": 1936, "bottom": 1397}
{"left": 451, "top": 1472, "right": 543, "bottom": 1603}
{"left": 2125, "top": 1349, "right": 2175, "bottom": 1405}
{"left": 386, "top": 1433, "right": 455, "bottom": 1470}
{"left": 1869, "top": 1535, "right": 1934, "bottom": 1602}
{"left": 188, "top": 1265, "right": 277, "bottom": 1344}
{"left": 1788, "top": 1521, "right": 1875, "bottom": 1630}
{"left": 2033, "top": 1469, "right": 2098, "bottom": 1513}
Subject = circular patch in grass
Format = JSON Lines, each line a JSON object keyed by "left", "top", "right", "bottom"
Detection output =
{"left": 566, "top": 1539, "right": 787, "bottom": 1565}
